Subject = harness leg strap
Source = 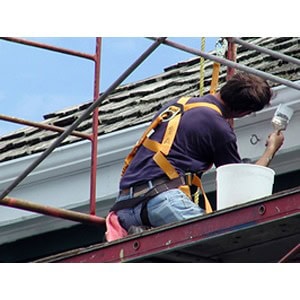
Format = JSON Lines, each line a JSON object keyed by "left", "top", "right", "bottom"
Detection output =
{"left": 140, "top": 200, "right": 152, "bottom": 227}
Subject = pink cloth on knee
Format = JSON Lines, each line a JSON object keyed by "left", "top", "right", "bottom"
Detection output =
{"left": 105, "top": 211, "right": 128, "bottom": 241}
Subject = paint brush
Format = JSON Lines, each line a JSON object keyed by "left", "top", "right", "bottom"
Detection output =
{"left": 271, "top": 104, "right": 294, "bottom": 132}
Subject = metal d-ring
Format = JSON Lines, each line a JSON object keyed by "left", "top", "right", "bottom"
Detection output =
{"left": 159, "top": 104, "right": 183, "bottom": 122}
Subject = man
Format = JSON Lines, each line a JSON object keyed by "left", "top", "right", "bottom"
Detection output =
{"left": 109, "top": 72, "right": 284, "bottom": 234}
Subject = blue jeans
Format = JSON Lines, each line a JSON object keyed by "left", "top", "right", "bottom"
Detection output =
{"left": 116, "top": 189, "right": 205, "bottom": 230}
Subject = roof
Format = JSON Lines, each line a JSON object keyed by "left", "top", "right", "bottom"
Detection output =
{"left": 0, "top": 37, "right": 299, "bottom": 163}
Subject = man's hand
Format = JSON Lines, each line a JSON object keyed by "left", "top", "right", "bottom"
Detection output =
{"left": 256, "top": 130, "right": 284, "bottom": 167}
{"left": 265, "top": 130, "right": 285, "bottom": 153}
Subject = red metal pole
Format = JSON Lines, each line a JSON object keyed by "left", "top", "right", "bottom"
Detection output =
{"left": 226, "top": 37, "right": 236, "bottom": 80}
{"left": 89, "top": 37, "right": 102, "bottom": 215}
{"left": 0, "top": 196, "right": 105, "bottom": 225}
{"left": 0, "top": 37, "right": 95, "bottom": 61}
{"left": 0, "top": 114, "right": 91, "bottom": 140}
{"left": 226, "top": 37, "right": 236, "bottom": 128}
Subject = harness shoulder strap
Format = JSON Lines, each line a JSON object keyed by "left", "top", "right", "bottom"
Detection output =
{"left": 121, "top": 114, "right": 163, "bottom": 176}
{"left": 160, "top": 96, "right": 191, "bottom": 155}
{"left": 184, "top": 102, "right": 222, "bottom": 115}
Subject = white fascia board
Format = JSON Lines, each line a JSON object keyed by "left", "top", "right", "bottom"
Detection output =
{"left": 0, "top": 124, "right": 146, "bottom": 186}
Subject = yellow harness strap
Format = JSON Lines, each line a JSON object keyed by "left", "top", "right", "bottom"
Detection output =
{"left": 209, "top": 62, "right": 220, "bottom": 95}
{"left": 160, "top": 96, "right": 190, "bottom": 155}
{"left": 121, "top": 96, "right": 222, "bottom": 213}
{"left": 192, "top": 174, "right": 213, "bottom": 213}
{"left": 150, "top": 96, "right": 191, "bottom": 180}
{"left": 121, "top": 114, "right": 163, "bottom": 176}
{"left": 184, "top": 102, "right": 222, "bottom": 115}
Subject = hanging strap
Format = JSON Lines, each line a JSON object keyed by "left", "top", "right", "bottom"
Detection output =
{"left": 209, "top": 62, "right": 221, "bottom": 95}
{"left": 199, "top": 37, "right": 206, "bottom": 96}
{"left": 209, "top": 37, "right": 229, "bottom": 95}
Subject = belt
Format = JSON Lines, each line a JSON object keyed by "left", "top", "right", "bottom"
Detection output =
{"left": 119, "top": 175, "right": 187, "bottom": 199}
{"left": 111, "top": 175, "right": 190, "bottom": 213}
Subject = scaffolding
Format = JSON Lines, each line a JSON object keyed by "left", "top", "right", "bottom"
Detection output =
{"left": 0, "top": 37, "right": 299, "bottom": 235}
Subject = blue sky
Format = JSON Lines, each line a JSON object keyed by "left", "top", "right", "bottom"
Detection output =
{"left": 0, "top": 37, "right": 217, "bottom": 135}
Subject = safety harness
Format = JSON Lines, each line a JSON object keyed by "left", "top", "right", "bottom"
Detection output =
{"left": 111, "top": 96, "right": 223, "bottom": 224}
{"left": 109, "top": 39, "right": 227, "bottom": 230}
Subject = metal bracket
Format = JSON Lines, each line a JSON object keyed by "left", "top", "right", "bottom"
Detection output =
{"left": 215, "top": 38, "right": 228, "bottom": 57}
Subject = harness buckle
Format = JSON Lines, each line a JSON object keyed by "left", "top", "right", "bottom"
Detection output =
{"left": 185, "top": 172, "right": 193, "bottom": 186}
{"left": 159, "top": 103, "right": 184, "bottom": 122}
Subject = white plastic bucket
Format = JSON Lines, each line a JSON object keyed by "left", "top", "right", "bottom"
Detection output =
{"left": 216, "top": 163, "right": 275, "bottom": 210}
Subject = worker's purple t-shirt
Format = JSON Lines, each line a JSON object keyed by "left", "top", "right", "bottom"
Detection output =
{"left": 120, "top": 95, "right": 241, "bottom": 189}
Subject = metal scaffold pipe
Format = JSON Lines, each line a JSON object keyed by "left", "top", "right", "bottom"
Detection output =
{"left": 0, "top": 114, "right": 91, "bottom": 140}
{"left": 147, "top": 37, "right": 300, "bottom": 91}
{"left": 89, "top": 37, "right": 102, "bottom": 215}
{"left": 0, "top": 197, "right": 106, "bottom": 225}
{"left": 226, "top": 37, "right": 237, "bottom": 80}
{"left": 0, "top": 37, "right": 96, "bottom": 61}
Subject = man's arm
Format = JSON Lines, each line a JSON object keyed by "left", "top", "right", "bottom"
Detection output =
{"left": 255, "top": 131, "right": 284, "bottom": 167}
